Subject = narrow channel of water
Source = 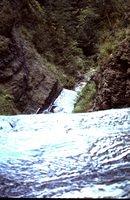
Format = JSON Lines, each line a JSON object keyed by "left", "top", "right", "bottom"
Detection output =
{"left": 43, "top": 81, "right": 86, "bottom": 113}
{"left": 43, "top": 69, "right": 95, "bottom": 114}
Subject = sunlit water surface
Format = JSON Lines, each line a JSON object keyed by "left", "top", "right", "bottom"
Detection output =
{"left": 0, "top": 107, "right": 130, "bottom": 198}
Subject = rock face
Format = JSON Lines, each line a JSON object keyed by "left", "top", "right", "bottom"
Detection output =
{"left": 92, "top": 38, "right": 130, "bottom": 111}
{"left": 0, "top": 29, "right": 61, "bottom": 114}
{"left": 0, "top": 0, "right": 62, "bottom": 114}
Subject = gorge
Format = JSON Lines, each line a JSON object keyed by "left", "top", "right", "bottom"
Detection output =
{"left": 0, "top": 0, "right": 129, "bottom": 114}
{"left": 0, "top": 0, "right": 130, "bottom": 198}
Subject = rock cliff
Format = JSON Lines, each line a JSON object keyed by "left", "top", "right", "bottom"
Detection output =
{"left": 0, "top": 0, "right": 129, "bottom": 114}
{"left": 92, "top": 37, "right": 130, "bottom": 111}
{"left": 0, "top": 0, "right": 62, "bottom": 114}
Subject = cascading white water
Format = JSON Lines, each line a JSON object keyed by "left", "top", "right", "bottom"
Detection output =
{"left": 48, "top": 88, "right": 78, "bottom": 113}
{"left": 0, "top": 107, "right": 130, "bottom": 198}
{"left": 0, "top": 69, "right": 130, "bottom": 198}
{"left": 43, "top": 81, "right": 86, "bottom": 113}
{"left": 43, "top": 69, "right": 95, "bottom": 114}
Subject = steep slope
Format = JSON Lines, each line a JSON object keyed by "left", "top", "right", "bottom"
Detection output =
{"left": 73, "top": 0, "right": 129, "bottom": 113}
{"left": 0, "top": 0, "right": 129, "bottom": 114}
{"left": 0, "top": 0, "right": 62, "bottom": 114}
{"left": 92, "top": 37, "right": 130, "bottom": 111}
{"left": 0, "top": 0, "right": 91, "bottom": 114}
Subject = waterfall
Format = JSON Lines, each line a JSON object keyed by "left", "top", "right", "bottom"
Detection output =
{"left": 0, "top": 107, "right": 130, "bottom": 198}
{"left": 43, "top": 81, "right": 86, "bottom": 114}
{"left": 42, "top": 69, "right": 95, "bottom": 114}
{"left": 0, "top": 68, "right": 129, "bottom": 198}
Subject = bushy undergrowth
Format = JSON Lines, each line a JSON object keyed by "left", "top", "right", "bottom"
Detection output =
{"left": 98, "top": 28, "right": 127, "bottom": 60}
{"left": 73, "top": 82, "right": 96, "bottom": 113}
{"left": 0, "top": 0, "right": 128, "bottom": 113}
{"left": 19, "top": 0, "right": 128, "bottom": 87}
{"left": 0, "top": 89, "right": 17, "bottom": 115}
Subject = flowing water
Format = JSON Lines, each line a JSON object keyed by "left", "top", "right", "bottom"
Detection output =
{"left": 0, "top": 83, "right": 130, "bottom": 198}
{"left": 43, "top": 81, "right": 86, "bottom": 114}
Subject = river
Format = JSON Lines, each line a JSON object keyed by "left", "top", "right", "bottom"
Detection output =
{"left": 0, "top": 83, "right": 130, "bottom": 198}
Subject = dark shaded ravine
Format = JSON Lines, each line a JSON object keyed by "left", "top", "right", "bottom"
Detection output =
{"left": 0, "top": 107, "right": 130, "bottom": 198}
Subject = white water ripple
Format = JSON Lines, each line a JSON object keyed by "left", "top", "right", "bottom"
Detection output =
{"left": 0, "top": 108, "right": 130, "bottom": 198}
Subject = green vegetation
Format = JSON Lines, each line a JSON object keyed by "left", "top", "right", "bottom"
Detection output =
{"left": 42, "top": 58, "right": 76, "bottom": 89}
{"left": 72, "top": 0, "right": 128, "bottom": 112}
{"left": 0, "top": 0, "right": 129, "bottom": 114}
{"left": 98, "top": 28, "right": 127, "bottom": 60}
{"left": 19, "top": 0, "right": 128, "bottom": 84}
{"left": 73, "top": 82, "right": 96, "bottom": 113}
{"left": 0, "top": 89, "right": 17, "bottom": 115}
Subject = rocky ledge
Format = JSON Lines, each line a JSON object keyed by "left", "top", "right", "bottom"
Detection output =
{"left": 92, "top": 37, "right": 130, "bottom": 111}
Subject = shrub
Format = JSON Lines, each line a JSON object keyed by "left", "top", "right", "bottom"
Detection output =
{"left": 73, "top": 82, "right": 96, "bottom": 113}
{"left": 0, "top": 89, "right": 17, "bottom": 115}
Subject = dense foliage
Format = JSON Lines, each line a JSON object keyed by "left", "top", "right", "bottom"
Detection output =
{"left": 0, "top": 0, "right": 129, "bottom": 114}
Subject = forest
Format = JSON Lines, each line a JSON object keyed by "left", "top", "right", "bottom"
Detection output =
{"left": 0, "top": 0, "right": 129, "bottom": 114}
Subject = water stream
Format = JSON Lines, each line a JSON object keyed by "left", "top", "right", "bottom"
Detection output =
{"left": 43, "top": 81, "right": 86, "bottom": 114}
{"left": 0, "top": 80, "right": 130, "bottom": 198}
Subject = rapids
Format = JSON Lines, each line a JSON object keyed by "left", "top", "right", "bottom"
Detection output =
{"left": 0, "top": 108, "right": 130, "bottom": 198}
